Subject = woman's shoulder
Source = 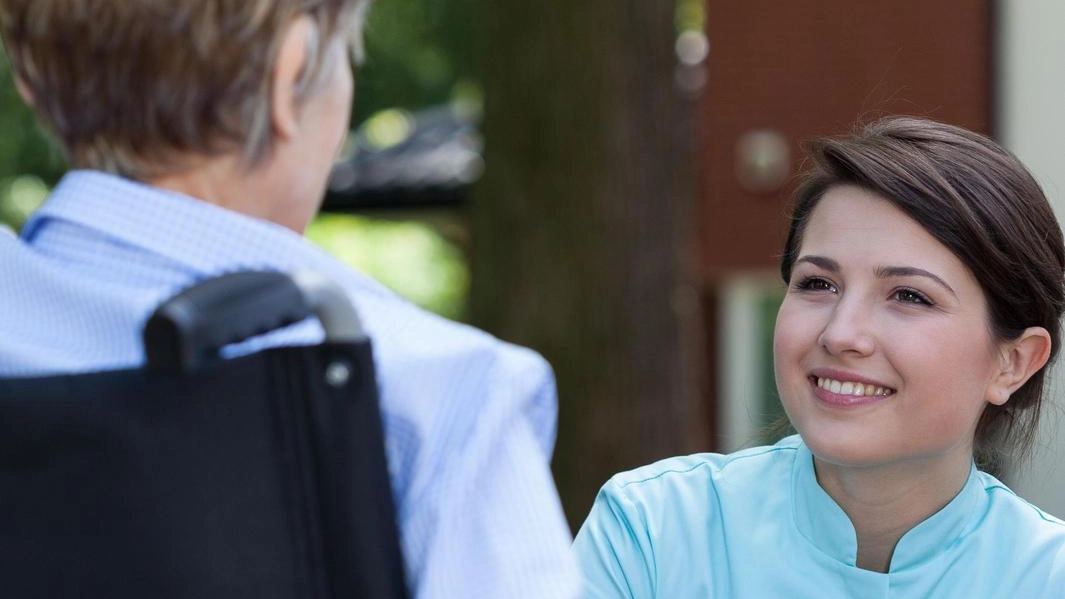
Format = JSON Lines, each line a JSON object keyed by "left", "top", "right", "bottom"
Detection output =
{"left": 970, "top": 470, "right": 1065, "bottom": 590}
{"left": 977, "top": 470, "right": 1065, "bottom": 538}
{"left": 603, "top": 435, "right": 803, "bottom": 503}
{"left": 574, "top": 436, "right": 806, "bottom": 596}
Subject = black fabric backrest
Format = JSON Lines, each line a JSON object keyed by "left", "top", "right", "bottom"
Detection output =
{"left": 0, "top": 341, "right": 407, "bottom": 599}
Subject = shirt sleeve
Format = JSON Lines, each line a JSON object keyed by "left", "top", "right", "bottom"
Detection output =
{"left": 410, "top": 349, "right": 581, "bottom": 598}
{"left": 572, "top": 478, "right": 657, "bottom": 599}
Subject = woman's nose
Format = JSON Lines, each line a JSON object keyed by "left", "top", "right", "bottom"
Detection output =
{"left": 817, "top": 298, "right": 876, "bottom": 357}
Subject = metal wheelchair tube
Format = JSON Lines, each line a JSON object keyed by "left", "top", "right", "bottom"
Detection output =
{"left": 291, "top": 270, "right": 366, "bottom": 343}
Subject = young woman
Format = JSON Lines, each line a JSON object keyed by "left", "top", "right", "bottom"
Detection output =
{"left": 573, "top": 117, "right": 1065, "bottom": 598}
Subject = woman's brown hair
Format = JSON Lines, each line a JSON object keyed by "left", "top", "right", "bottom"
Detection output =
{"left": 780, "top": 116, "right": 1065, "bottom": 466}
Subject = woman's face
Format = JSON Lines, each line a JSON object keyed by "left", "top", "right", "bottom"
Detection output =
{"left": 773, "top": 185, "right": 1005, "bottom": 469}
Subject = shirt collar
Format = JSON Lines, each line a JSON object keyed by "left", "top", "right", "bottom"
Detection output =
{"left": 23, "top": 171, "right": 390, "bottom": 302}
{"left": 791, "top": 438, "right": 987, "bottom": 572}
{"left": 24, "top": 170, "right": 317, "bottom": 273}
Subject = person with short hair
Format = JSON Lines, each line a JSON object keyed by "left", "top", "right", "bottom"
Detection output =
{"left": 0, "top": 1, "right": 580, "bottom": 596}
{"left": 573, "top": 117, "right": 1065, "bottom": 598}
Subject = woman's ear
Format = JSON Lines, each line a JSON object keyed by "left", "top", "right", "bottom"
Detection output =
{"left": 270, "top": 15, "right": 315, "bottom": 141}
{"left": 987, "top": 327, "right": 1052, "bottom": 406}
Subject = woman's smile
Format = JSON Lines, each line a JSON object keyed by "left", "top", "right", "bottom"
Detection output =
{"left": 808, "top": 369, "right": 896, "bottom": 407}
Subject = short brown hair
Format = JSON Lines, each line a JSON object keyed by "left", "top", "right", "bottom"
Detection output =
{"left": 781, "top": 116, "right": 1065, "bottom": 466}
{"left": 0, "top": 0, "right": 370, "bottom": 179}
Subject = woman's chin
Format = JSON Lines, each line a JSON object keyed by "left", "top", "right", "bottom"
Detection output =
{"left": 795, "top": 426, "right": 898, "bottom": 469}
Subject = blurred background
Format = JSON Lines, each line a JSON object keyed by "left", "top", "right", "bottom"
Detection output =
{"left": 1, "top": 0, "right": 1063, "bottom": 526}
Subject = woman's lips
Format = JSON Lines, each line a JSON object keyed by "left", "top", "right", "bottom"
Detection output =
{"left": 808, "top": 375, "right": 896, "bottom": 407}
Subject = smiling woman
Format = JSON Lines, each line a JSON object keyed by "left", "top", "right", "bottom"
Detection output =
{"left": 572, "top": 117, "right": 1065, "bottom": 598}
{"left": 776, "top": 184, "right": 1053, "bottom": 572}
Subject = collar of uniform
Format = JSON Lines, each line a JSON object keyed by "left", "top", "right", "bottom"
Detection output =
{"left": 889, "top": 462, "right": 985, "bottom": 571}
{"left": 791, "top": 440, "right": 858, "bottom": 566}
{"left": 791, "top": 439, "right": 987, "bottom": 572}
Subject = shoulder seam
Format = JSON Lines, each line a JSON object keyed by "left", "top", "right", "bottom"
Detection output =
{"left": 985, "top": 484, "right": 1065, "bottom": 528}
{"left": 616, "top": 462, "right": 708, "bottom": 489}
{"left": 616, "top": 445, "right": 797, "bottom": 490}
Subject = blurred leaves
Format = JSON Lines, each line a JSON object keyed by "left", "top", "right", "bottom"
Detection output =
{"left": 0, "top": 49, "right": 66, "bottom": 231}
{"left": 353, "top": 0, "right": 478, "bottom": 124}
{"left": 675, "top": 0, "right": 707, "bottom": 34}
{"left": 306, "top": 213, "right": 469, "bottom": 320}
{"left": 362, "top": 108, "right": 416, "bottom": 150}
{"left": 0, "top": 175, "right": 48, "bottom": 230}
{"left": 323, "top": 0, "right": 479, "bottom": 320}
{"left": 318, "top": 0, "right": 480, "bottom": 320}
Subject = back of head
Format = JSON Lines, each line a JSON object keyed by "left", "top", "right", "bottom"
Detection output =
{"left": 781, "top": 116, "right": 1065, "bottom": 466}
{"left": 0, "top": 0, "right": 370, "bottom": 180}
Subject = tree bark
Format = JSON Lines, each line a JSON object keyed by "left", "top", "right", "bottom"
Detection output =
{"left": 470, "top": 2, "right": 709, "bottom": 529}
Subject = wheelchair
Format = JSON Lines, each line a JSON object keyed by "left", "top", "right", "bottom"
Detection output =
{"left": 0, "top": 271, "right": 408, "bottom": 598}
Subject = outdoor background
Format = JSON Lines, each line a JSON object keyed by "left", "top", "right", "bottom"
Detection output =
{"left": 2, "top": 0, "right": 1063, "bottom": 525}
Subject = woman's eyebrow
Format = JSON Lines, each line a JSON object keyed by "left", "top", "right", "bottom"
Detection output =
{"left": 875, "top": 265, "right": 957, "bottom": 298}
{"left": 795, "top": 256, "right": 958, "bottom": 298}
{"left": 794, "top": 255, "right": 839, "bottom": 271}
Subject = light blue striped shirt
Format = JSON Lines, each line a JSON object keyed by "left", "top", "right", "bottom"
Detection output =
{"left": 0, "top": 170, "right": 580, "bottom": 598}
{"left": 574, "top": 435, "right": 1065, "bottom": 598}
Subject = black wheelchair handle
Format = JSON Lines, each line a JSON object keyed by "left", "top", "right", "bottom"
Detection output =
{"left": 143, "top": 270, "right": 365, "bottom": 373}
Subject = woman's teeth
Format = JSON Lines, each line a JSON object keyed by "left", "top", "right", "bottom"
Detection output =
{"left": 816, "top": 377, "right": 894, "bottom": 397}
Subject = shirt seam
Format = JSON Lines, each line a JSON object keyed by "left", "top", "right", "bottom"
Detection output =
{"left": 985, "top": 483, "right": 1065, "bottom": 527}
{"left": 615, "top": 445, "right": 798, "bottom": 490}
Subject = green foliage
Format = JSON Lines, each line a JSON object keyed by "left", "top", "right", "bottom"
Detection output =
{"left": 675, "top": 0, "right": 707, "bottom": 34}
{"left": 0, "top": 50, "right": 66, "bottom": 231}
{"left": 0, "top": 174, "right": 48, "bottom": 231}
{"left": 353, "top": 0, "right": 479, "bottom": 124}
{"left": 305, "top": 213, "right": 469, "bottom": 320}
{"left": 314, "top": 0, "right": 481, "bottom": 321}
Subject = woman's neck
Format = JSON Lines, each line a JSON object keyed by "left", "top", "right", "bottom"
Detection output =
{"left": 812, "top": 445, "right": 973, "bottom": 573}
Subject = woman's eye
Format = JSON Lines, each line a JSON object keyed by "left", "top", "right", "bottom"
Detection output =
{"left": 795, "top": 277, "right": 836, "bottom": 293}
{"left": 893, "top": 288, "right": 932, "bottom": 305}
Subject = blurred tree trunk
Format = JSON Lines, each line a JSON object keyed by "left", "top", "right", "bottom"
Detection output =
{"left": 470, "top": 2, "right": 709, "bottom": 529}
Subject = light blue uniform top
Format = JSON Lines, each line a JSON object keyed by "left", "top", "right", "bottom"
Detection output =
{"left": 573, "top": 435, "right": 1065, "bottom": 598}
{"left": 0, "top": 171, "right": 580, "bottom": 599}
